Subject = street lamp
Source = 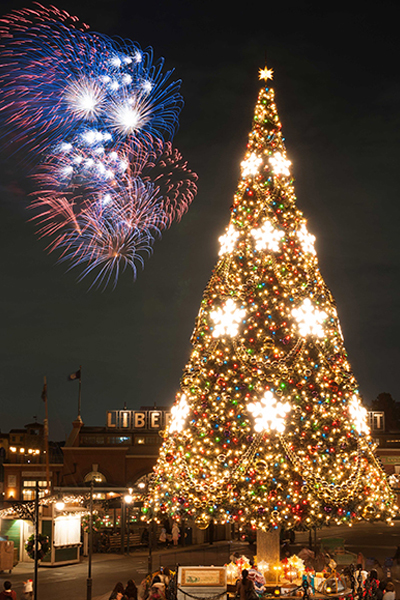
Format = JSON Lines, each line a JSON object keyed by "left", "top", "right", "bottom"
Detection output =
{"left": 124, "top": 491, "right": 133, "bottom": 555}
{"left": 55, "top": 497, "right": 65, "bottom": 511}
{"left": 86, "top": 478, "right": 94, "bottom": 600}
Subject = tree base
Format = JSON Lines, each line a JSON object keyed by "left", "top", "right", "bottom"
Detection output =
{"left": 256, "top": 528, "right": 280, "bottom": 584}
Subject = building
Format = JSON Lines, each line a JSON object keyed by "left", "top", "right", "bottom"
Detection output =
{"left": 61, "top": 406, "right": 169, "bottom": 488}
{"left": 0, "top": 406, "right": 177, "bottom": 564}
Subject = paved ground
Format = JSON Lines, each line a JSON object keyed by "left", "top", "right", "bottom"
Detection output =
{"left": 2, "top": 521, "right": 400, "bottom": 600}
{"left": 0, "top": 541, "right": 241, "bottom": 600}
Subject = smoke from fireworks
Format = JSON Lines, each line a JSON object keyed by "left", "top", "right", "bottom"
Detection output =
{"left": 0, "top": 4, "right": 197, "bottom": 288}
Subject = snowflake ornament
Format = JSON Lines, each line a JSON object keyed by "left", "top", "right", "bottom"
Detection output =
{"left": 349, "top": 395, "right": 370, "bottom": 435}
{"left": 219, "top": 224, "right": 239, "bottom": 256}
{"left": 251, "top": 219, "right": 284, "bottom": 252}
{"left": 210, "top": 298, "right": 246, "bottom": 338}
{"left": 297, "top": 223, "right": 316, "bottom": 255}
{"left": 269, "top": 151, "right": 291, "bottom": 176}
{"left": 241, "top": 152, "right": 263, "bottom": 178}
{"left": 292, "top": 298, "right": 327, "bottom": 337}
{"left": 248, "top": 391, "right": 291, "bottom": 434}
{"left": 169, "top": 394, "right": 190, "bottom": 433}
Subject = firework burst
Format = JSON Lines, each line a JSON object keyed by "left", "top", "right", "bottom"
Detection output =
{"left": 0, "top": 4, "right": 196, "bottom": 288}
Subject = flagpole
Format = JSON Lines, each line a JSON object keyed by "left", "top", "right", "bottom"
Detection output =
{"left": 78, "top": 365, "right": 82, "bottom": 418}
{"left": 42, "top": 376, "right": 50, "bottom": 491}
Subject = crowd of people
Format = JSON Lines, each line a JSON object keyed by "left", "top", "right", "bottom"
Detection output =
{"left": 109, "top": 568, "right": 171, "bottom": 600}
{"left": 361, "top": 569, "right": 396, "bottom": 600}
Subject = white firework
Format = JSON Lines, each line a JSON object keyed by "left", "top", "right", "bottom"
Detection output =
{"left": 64, "top": 78, "right": 105, "bottom": 121}
{"left": 108, "top": 96, "right": 151, "bottom": 135}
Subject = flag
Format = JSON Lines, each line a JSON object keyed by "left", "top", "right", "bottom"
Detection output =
{"left": 41, "top": 382, "right": 47, "bottom": 401}
{"left": 68, "top": 369, "right": 81, "bottom": 381}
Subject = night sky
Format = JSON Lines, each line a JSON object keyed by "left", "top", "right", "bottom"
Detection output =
{"left": 1, "top": 0, "right": 399, "bottom": 440}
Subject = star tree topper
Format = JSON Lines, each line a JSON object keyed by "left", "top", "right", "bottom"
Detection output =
{"left": 259, "top": 66, "right": 274, "bottom": 81}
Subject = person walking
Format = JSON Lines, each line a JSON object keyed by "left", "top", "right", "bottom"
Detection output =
{"left": 0, "top": 582, "right": 17, "bottom": 600}
{"left": 20, "top": 580, "right": 33, "bottom": 600}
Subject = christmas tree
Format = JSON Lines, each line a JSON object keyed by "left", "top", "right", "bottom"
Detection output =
{"left": 146, "top": 68, "right": 397, "bottom": 532}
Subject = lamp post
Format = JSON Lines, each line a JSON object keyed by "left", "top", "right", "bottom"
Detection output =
{"left": 120, "top": 499, "right": 125, "bottom": 555}
{"left": 124, "top": 491, "right": 133, "bottom": 555}
{"left": 87, "top": 479, "right": 94, "bottom": 600}
{"left": 33, "top": 481, "right": 39, "bottom": 600}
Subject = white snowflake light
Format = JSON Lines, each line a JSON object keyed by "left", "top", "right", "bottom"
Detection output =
{"left": 219, "top": 224, "right": 239, "bottom": 256}
{"left": 210, "top": 298, "right": 246, "bottom": 338}
{"left": 292, "top": 298, "right": 327, "bottom": 337}
{"left": 269, "top": 151, "right": 291, "bottom": 176}
{"left": 241, "top": 153, "right": 263, "bottom": 177}
{"left": 169, "top": 394, "right": 190, "bottom": 433}
{"left": 297, "top": 223, "right": 316, "bottom": 255}
{"left": 248, "top": 391, "right": 291, "bottom": 434}
{"left": 349, "top": 395, "right": 370, "bottom": 435}
{"left": 251, "top": 219, "right": 284, "bottom": 252}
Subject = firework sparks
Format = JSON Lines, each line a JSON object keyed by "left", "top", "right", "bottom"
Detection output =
{"left": 0, "top": 5, "right": 197, "bottom": 288}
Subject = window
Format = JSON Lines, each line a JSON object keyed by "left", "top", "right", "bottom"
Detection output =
{"left": 106, "top": 436, "right": 131, "bottom": 445}
{"left": 368, "top": 411, "right": 385, "bottom": 431}
{"left": 81, "top": 435, "right": 105, "bottom": 445}
{"left": 22, "top": 480, "right": 48, "bottom": 500}
{"left": 134, "top": 435, "right": 160, "bottom": 445}
{"left": 144, "top": 436, "right": 160, "bottom": 445}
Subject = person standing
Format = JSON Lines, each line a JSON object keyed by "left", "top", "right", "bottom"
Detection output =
{"left": 109, "top": 582, "right": 128, "bottom": 600}
{"left": 383, "top": 582, "right": 396, "bottom": 600}
{"left": 172, "top": 522, "right": 180, "bottom": 546}
{"left": 236, "top": 570, "right": 256, "bottom": 600}
{"left": 158, "top": 528, "right": 167, "bottom": 546}
{"left": 0, "top": 582, "right": 17, "bottom": 600}
{"left": 124, "top": 580, "right": 138, "bottom": 600}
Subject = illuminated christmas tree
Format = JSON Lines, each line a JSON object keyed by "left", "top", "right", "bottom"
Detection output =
{"left": 146, "top": 68, "right": 397, "bottom": 532}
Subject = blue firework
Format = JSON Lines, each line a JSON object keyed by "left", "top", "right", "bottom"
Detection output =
{"left": 0, "top": 5, "right": 196, "bottom": 289}
{"left": 0, "top": 7, "right": 183, "bottom": 161}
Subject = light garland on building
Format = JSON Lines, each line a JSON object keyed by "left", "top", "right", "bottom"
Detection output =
{"left": 145, "top": 67, "right": 397, "bottom": 531}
